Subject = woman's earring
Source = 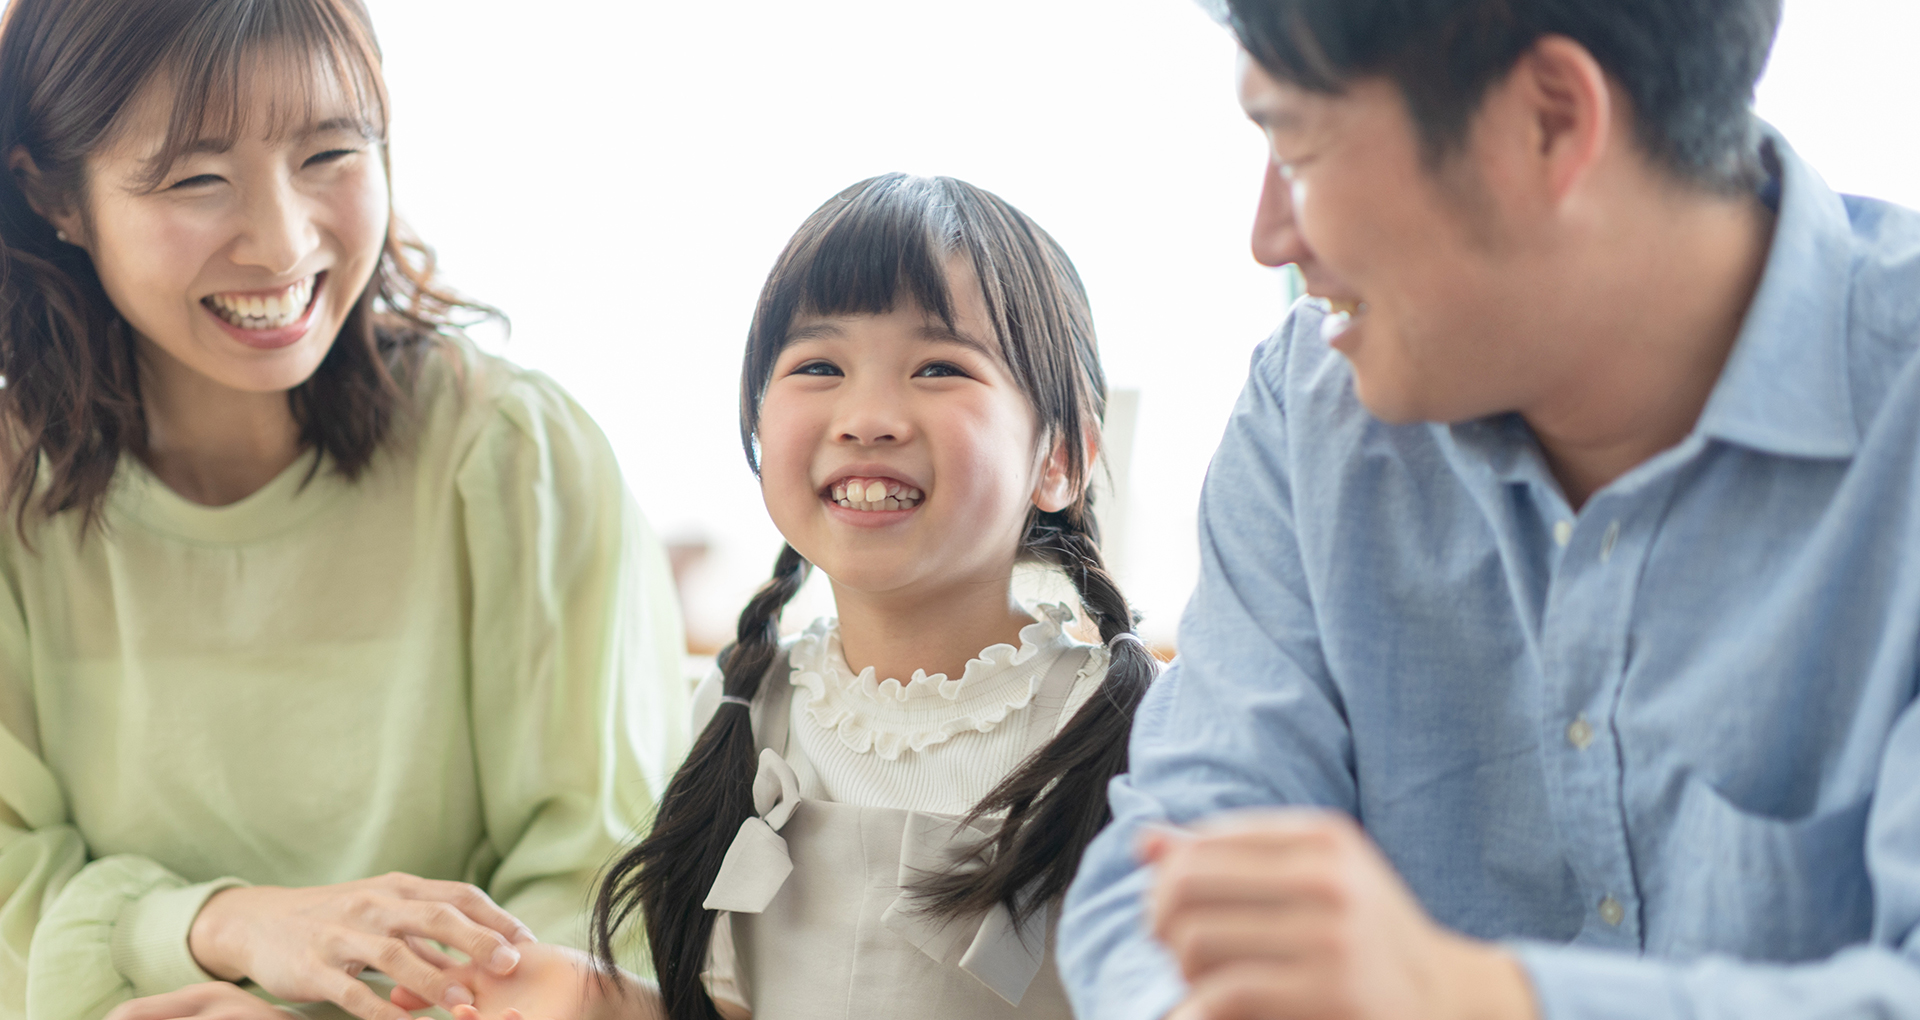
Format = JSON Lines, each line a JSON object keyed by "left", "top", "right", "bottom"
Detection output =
{"left": 55, "top": 229, "right": 68, "bottom": 243}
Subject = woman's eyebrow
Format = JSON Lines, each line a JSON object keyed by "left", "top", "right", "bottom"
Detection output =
{"left": 304, "top": 116, "right": 377, "bottom": 140}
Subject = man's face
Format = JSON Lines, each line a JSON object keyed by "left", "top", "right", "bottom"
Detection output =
{"left": 1240, "top": 53, "right": 1555, "bottom": 425}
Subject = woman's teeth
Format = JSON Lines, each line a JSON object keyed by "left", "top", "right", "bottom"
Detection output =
{"left": 205, "top": 276, "right": 315, "bottom": 330}
{"left": 830, "top": 477, "right": 923, "bottom": 512}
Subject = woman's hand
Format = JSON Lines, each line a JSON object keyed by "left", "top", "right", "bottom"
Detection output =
{"left": 104, "top": 982, "right": 297, "bottom": 1020}
{"left": 403, "top": 943, "right": 662, "bottom": 1020}
{"left": 187, "top": 873, "right": 536, "bottom": 1020}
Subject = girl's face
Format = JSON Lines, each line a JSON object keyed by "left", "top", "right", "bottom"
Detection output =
{"left": 54, "top": 59, "right": 388, "bottom": 395}
{"left": 757, "top": 261, "right": 1075, "bottom": 600}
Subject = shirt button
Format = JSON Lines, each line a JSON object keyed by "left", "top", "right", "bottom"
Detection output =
{"left": 1553, "top": 520, "right": 1573, "bottom": 547}
{"left": 1566, "top": 715, "right": 1594, "bottom": 750}
{"left": 1599, "top": 896, "right": 1625, "bottom": 926}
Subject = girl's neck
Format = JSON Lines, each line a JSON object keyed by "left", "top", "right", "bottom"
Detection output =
{"left": 829, "top": 576, "right": 1036, "bottom": 684}
{"left": 137, "top": 340, "right": 304, "bottom": 507}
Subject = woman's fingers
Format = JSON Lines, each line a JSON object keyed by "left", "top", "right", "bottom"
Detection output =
{"left": 404, "top": 935, "right": 462, "bottom": 970}
{"left": 326, "top": 969, "right": 422, "bottom": 1020}
{"left": 393, "top": 875, "right": 535, "bottom": 945}
{"left": 340, "top": 931, "right": 474, "bottom": 1011}
{"left": 380, "top": 898, "right": 522, "bottom": 979}
{"left": 104, "top": 984, "right": 288, "bottom": 1020}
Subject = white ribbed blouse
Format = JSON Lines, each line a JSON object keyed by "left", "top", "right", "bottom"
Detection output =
{"left": 689, "top": 603, "right": 1109, "bottom": 815}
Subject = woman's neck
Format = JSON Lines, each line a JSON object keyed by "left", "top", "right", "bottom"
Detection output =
{"left": 138, "top": 340, "right": 303, "bottom": 507}
{"left": 828, "top": 576, "right": 1036, "bottom": 685}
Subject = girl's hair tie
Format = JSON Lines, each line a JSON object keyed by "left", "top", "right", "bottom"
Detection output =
{"left": 718, "top": 695, "right": 752, "bottom": 707}
{"left": 1108, "top": 632, "right": 1146, "bottom": 652}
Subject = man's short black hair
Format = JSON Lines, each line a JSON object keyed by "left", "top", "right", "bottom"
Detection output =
{"left": 1215, "top": 0, "right": 1784, "bottom": 193}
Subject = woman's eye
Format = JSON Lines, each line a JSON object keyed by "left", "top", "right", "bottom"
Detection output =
{"left": 304, "top": 148, "right": 360, "bottom": 168}
{"left": 915, "top": 362, "right": 968, "bottom": 378}
{"left": 792, "top": 361, "right": 842, "bottom": 377}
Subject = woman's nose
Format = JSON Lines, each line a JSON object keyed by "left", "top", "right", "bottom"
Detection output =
{"left": 1251, "top": 158, "right": 1312, "bottom": 269}
{"left": 231, "top": 177, "right": 318, "bottom": 276}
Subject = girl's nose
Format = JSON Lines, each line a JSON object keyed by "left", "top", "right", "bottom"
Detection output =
{"left": 832, "top": 384, "right": 910, "bottom": 445}
{"left": 231, "top": 177, "right": 318, "bottom": 275}
{"left": 1251, "top": 158, "right": 1312, "bottom": 269}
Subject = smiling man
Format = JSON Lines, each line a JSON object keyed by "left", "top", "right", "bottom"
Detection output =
{"left": 1057, "top": 1, "right": 1920, "bottom": 1019}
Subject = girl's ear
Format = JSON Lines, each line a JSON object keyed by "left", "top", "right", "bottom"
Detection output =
{"left": 1033, "top": 427, "right": 1099, "bottom": 513}
{"left": 7, "top": 146, "right": 86, "bottom": 246}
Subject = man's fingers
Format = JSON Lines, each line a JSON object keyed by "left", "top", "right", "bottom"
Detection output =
{"left": 1178, "top": 961, "right": 1329, "bottom": 1020}
{"left": 1149, "top": 847, "right": 1345, "bottom": 940}
{"left": 1157, "top": 906, "right": 1334, "bottom": 980}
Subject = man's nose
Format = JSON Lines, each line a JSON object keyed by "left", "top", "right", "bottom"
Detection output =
{"left": 1251, "top": 158, "right": 1312, "bottom": 269}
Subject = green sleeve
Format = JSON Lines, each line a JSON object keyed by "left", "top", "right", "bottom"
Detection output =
{"left": 457, "top": 374, "right": 688, "bottom": 968}
{"left": 0, "top": 569, "right": 243, "bottom": 1020}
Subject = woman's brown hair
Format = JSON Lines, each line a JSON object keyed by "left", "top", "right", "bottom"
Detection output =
{"left": 0, "top": 0, "right": 491, "bottom": 538}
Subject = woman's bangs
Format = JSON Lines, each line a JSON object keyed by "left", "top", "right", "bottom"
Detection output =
{"left": 142, "top": 0, "right": 386, "bottom": 190}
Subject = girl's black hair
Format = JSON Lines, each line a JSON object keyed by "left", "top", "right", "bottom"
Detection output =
{"left": 590, "top": 174, "right": 1157, "bottom": 1019}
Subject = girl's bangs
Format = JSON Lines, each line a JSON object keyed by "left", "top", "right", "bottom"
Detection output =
{"left": 140, "top": 0, "right": 386, "bottom": 190}
{"left": 780, "top": 176, "right": 969, "bottom": 346}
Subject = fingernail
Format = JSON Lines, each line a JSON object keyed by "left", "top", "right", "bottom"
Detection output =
{"left": 491, "top": 945, "right": 521, "bottom": 974}
{"left": 442, "top": 985, "right": 474, "bottom": 1008}
{"left": 515, "top": 926, "right": 537, "bottom": 943}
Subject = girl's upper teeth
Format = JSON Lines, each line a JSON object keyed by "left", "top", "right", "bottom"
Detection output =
{"left": 830, "top": 476, "right": 923, "bottom": 511}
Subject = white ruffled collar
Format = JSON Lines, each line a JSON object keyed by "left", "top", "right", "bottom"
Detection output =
{"left": 787, "top": 603, "right": 1105, "bottom": 760}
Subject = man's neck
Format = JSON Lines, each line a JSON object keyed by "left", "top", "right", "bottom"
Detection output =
{"left": 1523, "top": 185, "right": 1776, "bottom": 510}
{"left": 138, "top": 342, "right": 303, "bottom": 507}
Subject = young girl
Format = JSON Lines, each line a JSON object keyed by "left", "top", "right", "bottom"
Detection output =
{"left": 0, "top": 2, "right": 684, "bottom": 1018}
{"left": 436, "top": 174, "right": 1156, "bottom": 1019}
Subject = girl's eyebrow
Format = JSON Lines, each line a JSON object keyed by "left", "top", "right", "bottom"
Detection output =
{"left": 916, "top": 324, "right": 992, "bottom": 355}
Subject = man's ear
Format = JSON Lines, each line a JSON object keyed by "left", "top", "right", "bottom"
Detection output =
{"left": 1507, "top": 35, "right": 1614, "bottom": 204}
{"left": 7, "top": 146, "right": 86, "bottom": 244}
{"left": 1033, "top": 427, "right": 1100, "bottom": 514}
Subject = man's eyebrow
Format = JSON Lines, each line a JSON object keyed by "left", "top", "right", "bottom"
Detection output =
{"left": 1245, "top": 106, "right": 1304, "bottom": 133}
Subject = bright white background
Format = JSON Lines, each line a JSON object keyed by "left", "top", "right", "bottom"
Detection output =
{"left": 369, "top": 0, "right": 1920, "bottom": 649}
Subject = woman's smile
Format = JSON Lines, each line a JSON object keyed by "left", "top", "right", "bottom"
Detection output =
{"left": 201, "top": 271, "right": 326, "bottom": 349}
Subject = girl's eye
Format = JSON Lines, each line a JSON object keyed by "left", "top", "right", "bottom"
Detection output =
{"left": 168, "top": 174, "right": 223, "bottom": 190}
{"left": 915, "top": 362, "right": 968, "bottom": 378}
{"left": 792, "top": 360, "right": 842, "bottom": 377}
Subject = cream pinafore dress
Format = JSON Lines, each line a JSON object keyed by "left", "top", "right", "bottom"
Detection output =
{"left": 700, "top": 647, "right": 1090, "bottom": 1019}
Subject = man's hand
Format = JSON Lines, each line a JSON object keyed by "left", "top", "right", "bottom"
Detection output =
{"left": 103, "top": 982, "right": 298, "bottom": 1020}
{"left": 1143, "top": 810, "right": 1538, "bottom": 1020}
{"left": 186, "top": 874, "right": 536, "bottom": 1020}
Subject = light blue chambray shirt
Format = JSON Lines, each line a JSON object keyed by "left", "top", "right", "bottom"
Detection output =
{"left": 1059, "top": 129, "right": 1920, "bottom": 1019}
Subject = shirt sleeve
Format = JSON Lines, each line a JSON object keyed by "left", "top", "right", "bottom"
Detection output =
{"left": 1060, "top": 323, "right": 1357, "bottom": 1020}
{"left": 458, "top": 373, "right": 689, "bottom": 967}
{"left": 0, "top": 559, "right": 245, "bottom": 1020}
{"left": 1512, "top": 690, "right": 1920, "bottom": 1018}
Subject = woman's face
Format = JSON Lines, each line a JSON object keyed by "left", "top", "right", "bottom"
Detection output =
{"left": 61, "top": 59, "right": 388, "bottom": 395}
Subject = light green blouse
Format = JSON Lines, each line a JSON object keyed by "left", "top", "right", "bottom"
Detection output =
{"left": 0, "top": 339, "right": 688, "bottom": 1020}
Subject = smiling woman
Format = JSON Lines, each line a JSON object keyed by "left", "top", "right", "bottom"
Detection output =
{"left": 0, "top": 2, "right": 686, "bottom": 1020}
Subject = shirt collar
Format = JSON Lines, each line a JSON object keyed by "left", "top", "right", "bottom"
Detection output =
{"left": 1691, "top": 126, "right": 1858, "bottom": 459}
